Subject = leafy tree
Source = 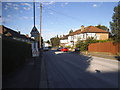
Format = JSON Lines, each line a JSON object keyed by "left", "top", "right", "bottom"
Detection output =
{"left": 110, "top": 4, "right": 120, "bottom": 42}
{"left": 75, "top": 37, "right": 98, "bottom": 51}
{"left": 50, "top": 36, "right": 60, "bottom": 47}
{"left": 95, "top": 24, "right": 109, "bottom": 31}
{"left": 46, "top": 40, "right": 50, "bottom": 44}
{"left": 69, "top": 29, "right": 73, "bottom": 34}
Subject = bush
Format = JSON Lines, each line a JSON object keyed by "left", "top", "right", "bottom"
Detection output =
{"left": 75, "top": 37, "right": 111, "bottom": 51}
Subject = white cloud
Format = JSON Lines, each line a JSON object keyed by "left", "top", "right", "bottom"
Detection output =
{"left": 61, "top": 2, "right": 69, "bottom": 7}
{"left": 7, "top": 15, "right": 11, "bottom": 18}
{"left": 92, "top": 4, "right": 97, "bottom": 7}
{"left": 22, "top": 16, "right": 33, "bottom": 20}
{"left": 49, "top": 12, "right": 54, "bottom": 15}
{"left": 23, "top": 7, "right": 31, "bottom": 10}
{"left": 64, "top": 2, "right": 68, "bottom": 5}
{"left": 23, "top": 16, "right": 29, "bottom": 19}
{"left": 6, "top": 2, "right": 12, "bottom": 6}
{"left": 21, "top": 3, "right": 32, "bottom": 7}
{"left": 14, "top": 7, "right": 19, "bottom": 10}
{"left": 42, "top": 1, "right": 55, "bottom": 6}
{"left": 13, "top": 4, "right": 19, "bottom": 7}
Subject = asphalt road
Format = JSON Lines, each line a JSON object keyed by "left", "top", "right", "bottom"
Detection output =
{"left": 42, "top": 50, "right": 119, "bottom": 88}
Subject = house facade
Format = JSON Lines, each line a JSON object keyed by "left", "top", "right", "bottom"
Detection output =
{"left": 60, "top": 25, "right": 109, "bottom": 47}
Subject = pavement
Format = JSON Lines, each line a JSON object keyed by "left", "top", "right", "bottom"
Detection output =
{"left": 2, "top": 56, "right": 42, "bottom": 89}
{"left": 80, "top": 51, "right": 120, "bottom": 61}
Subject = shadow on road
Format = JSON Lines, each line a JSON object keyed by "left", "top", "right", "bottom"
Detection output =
{"left": 43, "top": 50, "right": 118, "bottom": 88}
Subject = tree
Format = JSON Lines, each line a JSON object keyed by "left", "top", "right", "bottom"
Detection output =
{"left": 69, "top": 29, "right": 73, "bottom": 34}
{"left": 46, "top": 40, "right": 50, "bottom": 44}
{"left": 50, "top": 36, "right": 60, "bottom": 47}
{"left": 95, "top": 24, "right": 109, "bottom": 31}
{"left": 110, "top": 4, "right": 120, "bottom": 42}
{"left": 75, "top": 37, "right": 98, "bottom": 51}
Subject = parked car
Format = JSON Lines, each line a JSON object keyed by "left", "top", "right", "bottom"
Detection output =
{"left": 75, "top": 48, "right": 80, "bottom": 52}
{"left": 61, "top": 48, "right": 69, "bottom": 52}
{"left": 57, "top": 47, "right": 62, "bottom": 51}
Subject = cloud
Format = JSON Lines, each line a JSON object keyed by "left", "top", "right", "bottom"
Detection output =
{"left": 42, "top": 1, "right": 55, "bottom": 6}
{"left": 21, "top": 3, "right": 32, "bottom": 10}
{"left": 6, "top": 2, "right": 12, "bottom": 6}
{"left": 64, "top": 2, "right": 68, "bottom": 5}
{"left": 23, "top": 16, "right": 29, "bottom": 19}
{"left": 92, "top": 3, "right": 103, "bottom": 8}
{"left": 61, "top": 2, "right": 69, "bottom": 7}
{"left": 49, "top": 12, "right": 54, "bottom": 15}
{"left": 7, "top": 15, "right": 11, "bottom": 18}
{"left": 4, "top": 7, "right": 8, "bottom": 10}
{"left": 92, "top": 4, "right": 97, "bottom": 7}
{"left": 22, "top": 16, "right": 33, "bottom": 20}
{"left": 13, "top": 4, "right": 19, "bottom": 7}
{"left": 23, "top": 7, "right": 31, "bottom": 10}
{"left": 21, "top": 3, "right": 32, "bottom": 7}
{"left": 14, "top": 7, "right": 19, "bottom": 10}
{"left": 4, "top": 4, "right": 9, "bottom": 10}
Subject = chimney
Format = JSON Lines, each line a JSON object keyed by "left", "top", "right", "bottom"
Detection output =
{"left": 18, "top": 31, "right": 20, "bottom": 34}
{"left": 26, "top": 34, "right": 29, "bottom": 38}
{"left": 81, "top": 25, "right": 84, "bottom": 31}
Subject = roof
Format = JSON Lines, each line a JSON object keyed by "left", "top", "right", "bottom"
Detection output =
{"left": 82, "top": 26, "right": 109, "bottom": 33}
{"left": 1, "top": 25, "right": 33, "bottom": 40}
{"left": 68, "top": 26, "right": 109, "bottom": 36}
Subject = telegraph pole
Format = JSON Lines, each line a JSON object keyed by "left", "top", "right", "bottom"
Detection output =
{"left": 40, "top": 3, "right": 42, "bottom": 48}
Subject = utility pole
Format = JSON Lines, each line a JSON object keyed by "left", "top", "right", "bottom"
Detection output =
{"left": 40, "top": 3, "right": 42, "bottom": 48}
{"left": 33, "top": 1, "right": 35, "bottom": 26}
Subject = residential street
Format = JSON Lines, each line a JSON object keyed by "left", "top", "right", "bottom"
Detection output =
{"left": 41, "top": 50, "right": 119, "bottom": 88}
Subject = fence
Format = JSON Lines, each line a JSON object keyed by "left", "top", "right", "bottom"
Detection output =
{"left": 88, "top": 42, "right": 120, "bottom": 55}
{"left": 3, "top": 37, "right": 32, "bottom": 75}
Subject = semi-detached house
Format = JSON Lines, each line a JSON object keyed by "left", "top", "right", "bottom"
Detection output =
{"left": 60, "top": 25, "right": 109, "bottom": 47}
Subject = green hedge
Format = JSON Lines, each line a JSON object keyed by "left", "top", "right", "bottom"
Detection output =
{"left": 2, "top": 37, "right": 32, "bottom": 75}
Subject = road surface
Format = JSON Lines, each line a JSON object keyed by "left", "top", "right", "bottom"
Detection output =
{"left": 41, "top": 50, "right": 119, "bottom": 88}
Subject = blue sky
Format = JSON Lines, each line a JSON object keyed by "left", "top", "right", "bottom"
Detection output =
{"left": 1, "top": 2, "right": 118, "bottom": 41}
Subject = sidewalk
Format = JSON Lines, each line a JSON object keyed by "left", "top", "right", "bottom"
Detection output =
{"left": 80, "top": 51, "right": 120, "bottom": 61}
{"left": 3, "top": 56, "right": 42, "bottom": 88}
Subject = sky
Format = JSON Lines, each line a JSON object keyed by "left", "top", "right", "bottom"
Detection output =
{"left": 1, "top": 2, "right": 119, "bottom": 41}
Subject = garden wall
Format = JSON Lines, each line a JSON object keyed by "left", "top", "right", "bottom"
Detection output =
{"left": 88, "top": 42, "right": 120, "bottom": 55}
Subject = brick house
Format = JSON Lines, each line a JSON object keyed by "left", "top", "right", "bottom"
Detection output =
{"left": 60, "top": 25, "right": 109, "bottom": 47}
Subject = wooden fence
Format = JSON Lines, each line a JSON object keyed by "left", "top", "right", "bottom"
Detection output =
{"left": 88, "top": 42, "right": 120, "bottom": 55}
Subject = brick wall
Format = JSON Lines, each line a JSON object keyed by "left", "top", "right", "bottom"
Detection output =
{"left": 96, "top": 33, "right": 109, "bottom": 40}
{"left": 88, "top": 42, "right": 120, "bottom": 54}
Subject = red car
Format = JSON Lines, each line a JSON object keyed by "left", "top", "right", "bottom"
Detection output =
{"left": 61, "top": 48, "right": 69, "bottom": 52}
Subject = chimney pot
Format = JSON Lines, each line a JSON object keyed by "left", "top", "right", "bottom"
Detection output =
{"left": 81, "top": 25, "right": 84, "bottom": 31}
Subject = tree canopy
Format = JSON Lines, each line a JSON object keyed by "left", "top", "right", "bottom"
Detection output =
{"left": 69, "top": 29, "right": 73, "bottom": 34}
{"left": 110, "top": 4, "right": 120, "bottom": 42}
{"left": 95, "top": 24, "right": 109, "bottom": 31}
{"left": 50, "top": 35, "right": 60, "bottom": 47}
